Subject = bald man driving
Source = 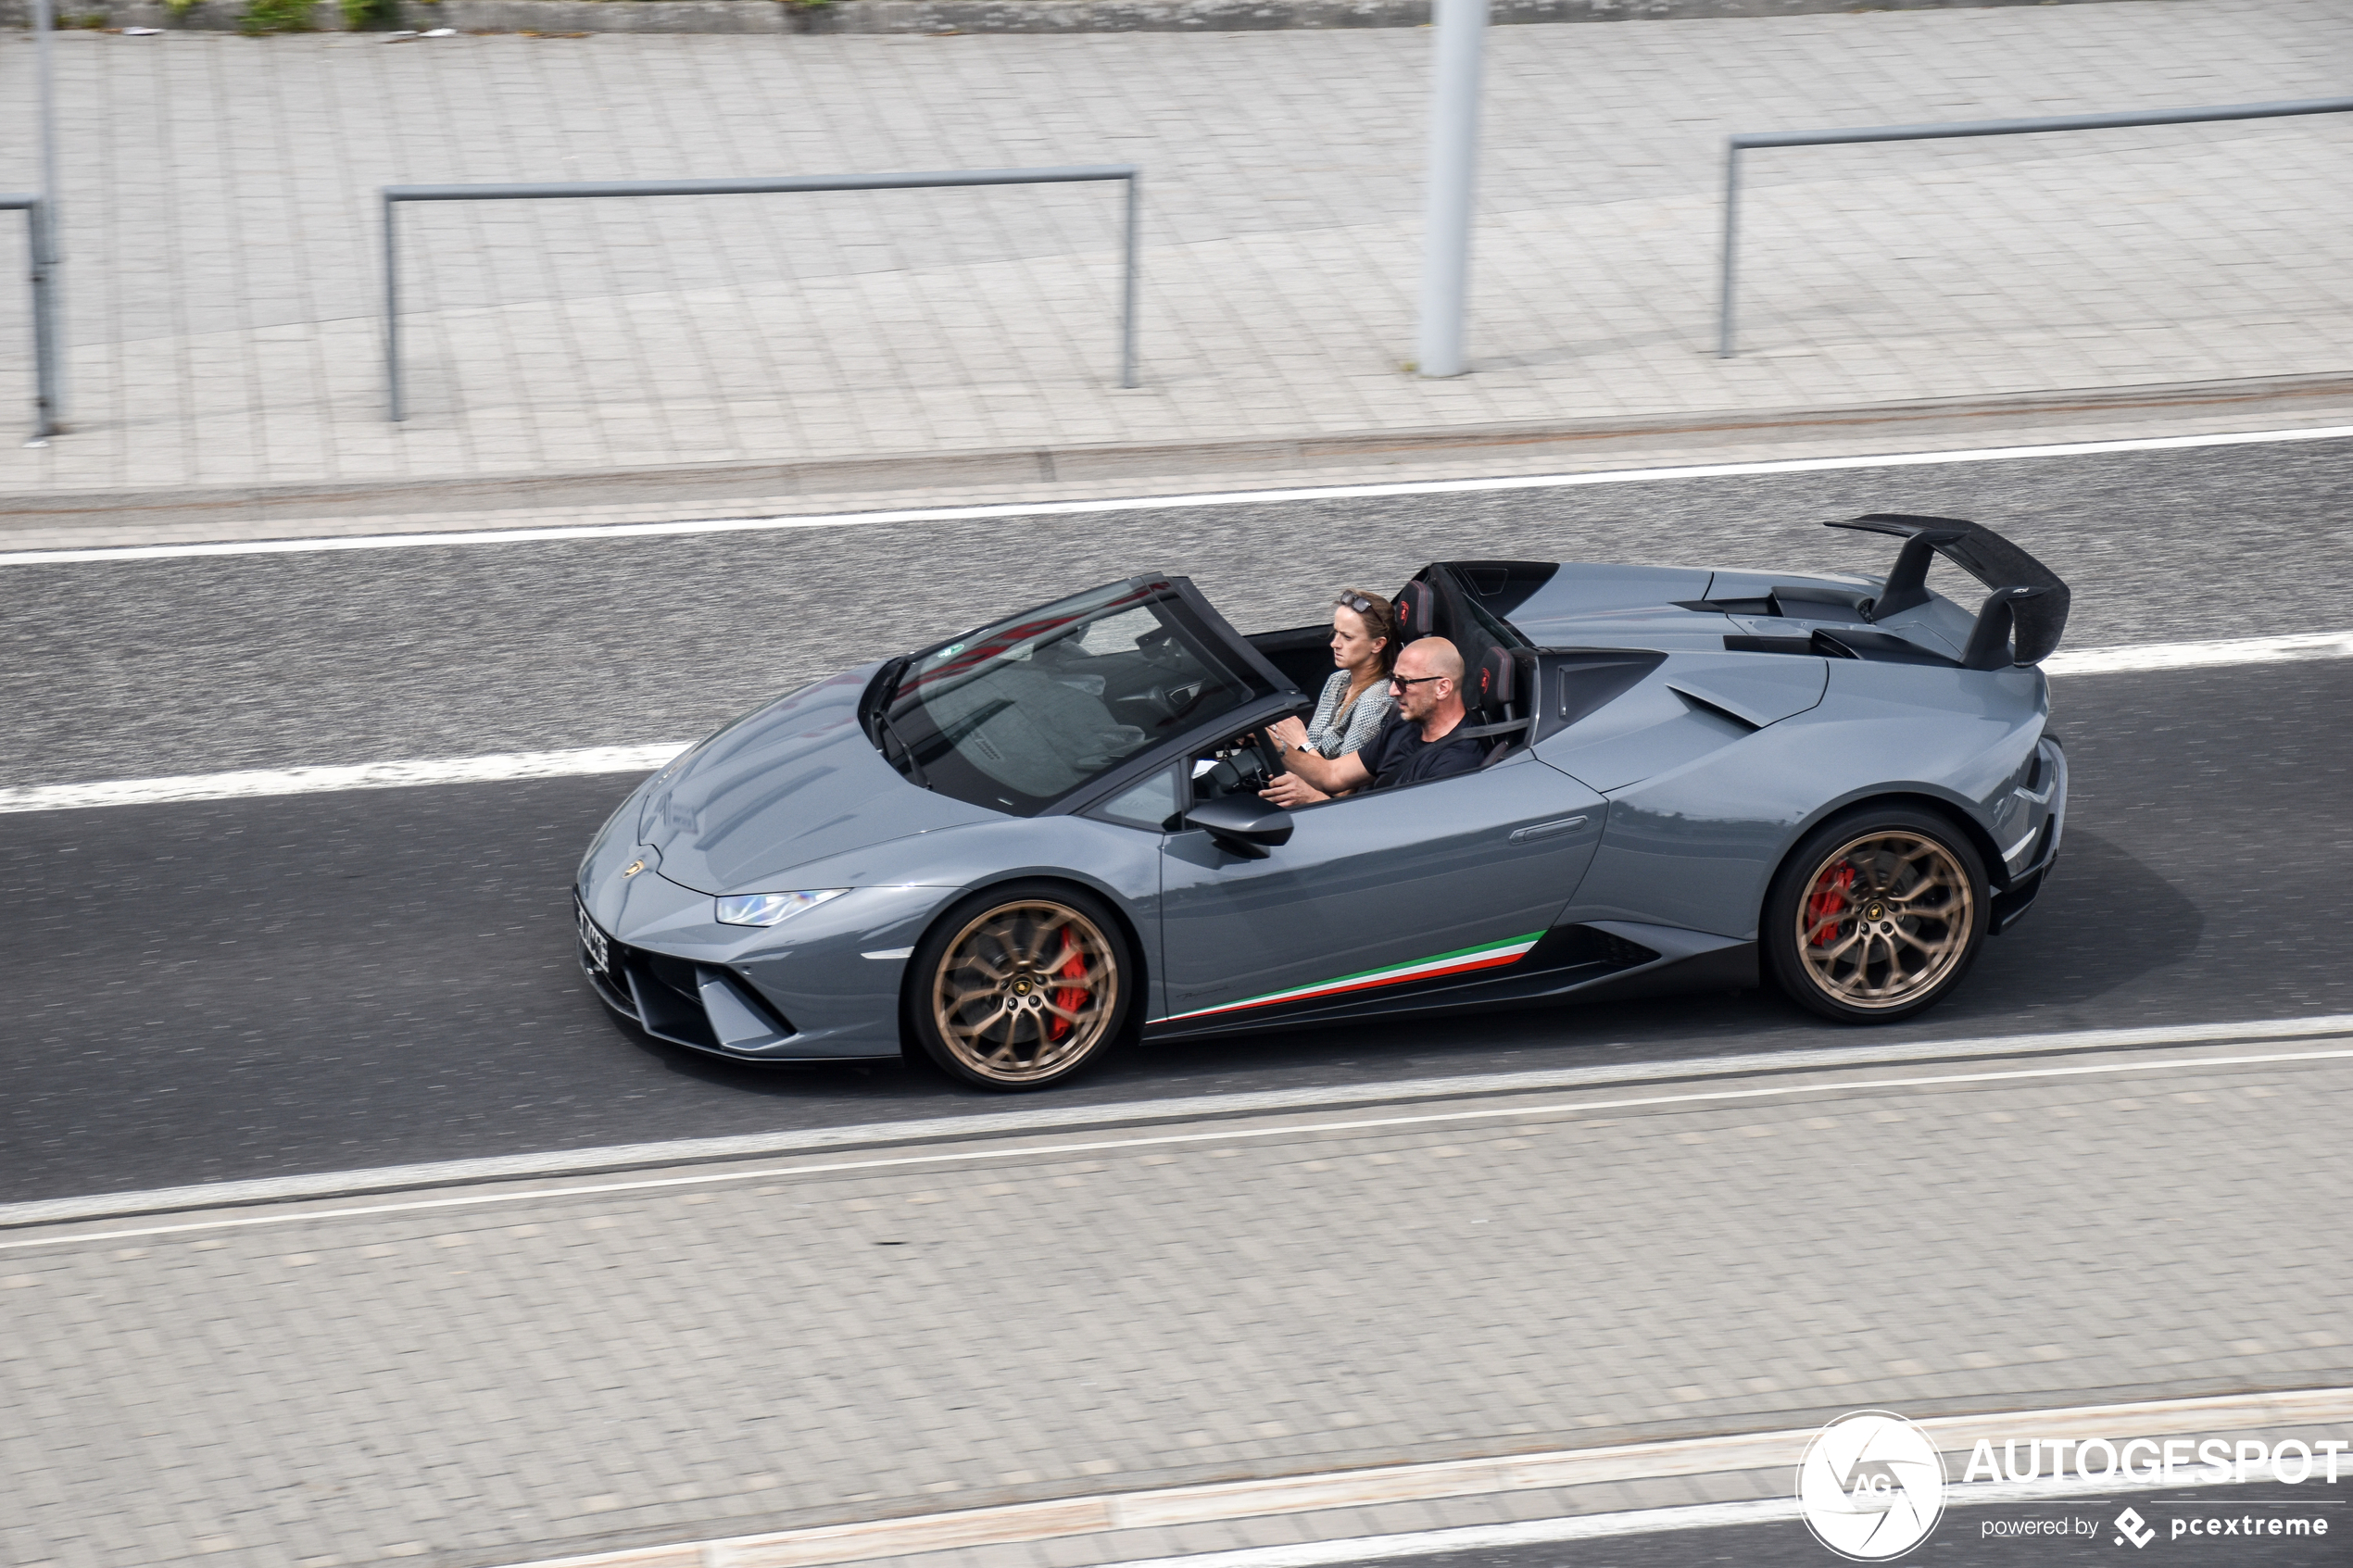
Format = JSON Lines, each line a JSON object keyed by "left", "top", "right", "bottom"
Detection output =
{"left": 1261, "top": 636, "right": 1487, "bottom": 808}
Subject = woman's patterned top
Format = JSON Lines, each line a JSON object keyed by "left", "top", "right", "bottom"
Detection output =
{"left": 1304, "top": 668, "right": 1394, "bottom": 758}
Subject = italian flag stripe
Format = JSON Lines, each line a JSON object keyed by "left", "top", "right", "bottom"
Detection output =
{"left": 1154, "top": 932, "right": 1543, "bottom": 1023}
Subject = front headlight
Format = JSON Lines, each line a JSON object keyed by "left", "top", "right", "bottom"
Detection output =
{"left": 714, "top": 888, "right": 850, "bottom": 927}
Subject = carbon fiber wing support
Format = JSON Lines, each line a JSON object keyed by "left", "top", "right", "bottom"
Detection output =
{"left": 1827, "top": 513, "right": 2072, "bottom": 668}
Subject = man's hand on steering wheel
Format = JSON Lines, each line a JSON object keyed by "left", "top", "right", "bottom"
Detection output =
{"left": 1260, "top": 772, "right": 1327, "bottom": 809}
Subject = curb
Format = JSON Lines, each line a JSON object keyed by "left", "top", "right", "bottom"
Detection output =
{"left": 5, "top": 371, "right": 2350, "bottom": 542}
{"left": 5, "top": 1012, "right": 2347, "bottom": 1230}
{"left": 4, "top": 0, "right": 2180, "bottom": 37}
{"left": 486, "top": 1387, "right": 2353, "bottom": 1568}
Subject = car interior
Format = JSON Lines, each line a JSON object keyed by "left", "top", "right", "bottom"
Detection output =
{"left": 884, "top": 586, "right": 1269, "bottom": 817}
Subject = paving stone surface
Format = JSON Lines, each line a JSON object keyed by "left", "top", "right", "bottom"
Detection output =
{"left": 3, "top": 1043, "right": 2349, "bottom": 1567}
{"left": 0, "top": 0, "right": 2346, "bottom": 500}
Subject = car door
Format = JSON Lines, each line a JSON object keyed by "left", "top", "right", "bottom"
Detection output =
{"left": 1154, "top": 752, "right": 1606, "bottom": 1027}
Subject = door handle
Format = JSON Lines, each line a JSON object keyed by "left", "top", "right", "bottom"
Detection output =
{"left": 1508, "top": 815, "right": 1588, "bottom": 843}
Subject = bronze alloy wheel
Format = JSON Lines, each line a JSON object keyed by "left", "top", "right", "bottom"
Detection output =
{"left": 925, "top": 897, "right": 1122, "bottom": 1086}
{"left": 1792, "top": 829, "right": 1976, "bottom": 1011}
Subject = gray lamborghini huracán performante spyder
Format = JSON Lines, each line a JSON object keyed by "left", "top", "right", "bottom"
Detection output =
{"left": 575, "top": 514, "right": 2070, "bottom": 1090}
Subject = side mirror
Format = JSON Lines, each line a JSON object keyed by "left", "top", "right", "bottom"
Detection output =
{"left": 1185, "top": 795, "right": 1293, "bottom": 859}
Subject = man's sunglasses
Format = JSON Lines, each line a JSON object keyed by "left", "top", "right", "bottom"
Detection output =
{"left": 1389, "top": 672, "right": 1447, "bottom": 690}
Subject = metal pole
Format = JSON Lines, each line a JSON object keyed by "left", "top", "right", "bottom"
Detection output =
{"left": 1734, "top": 94, "right": 2353, "bottom": 152}
{"left": 1119, "top": 172, "right": 1139, "bottom": 390}
{"left": 27, "top": 201, "right": 58, "bottom": 438}
{"left": 31, "top": 0, "right": 65, "bottom": 434}
{"left": 1415, "top": 0, "right": 1487, "bottom": 379}
{"left": 384, "top": 195, "right": 402, "bottom": 421}
{"left": 1718, "top": 142, "right": 1741, "bottom": 359}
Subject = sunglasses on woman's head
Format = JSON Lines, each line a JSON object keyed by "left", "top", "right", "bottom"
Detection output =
{"left": 1335, "top": 593, "right": 1378, "bottom": 616}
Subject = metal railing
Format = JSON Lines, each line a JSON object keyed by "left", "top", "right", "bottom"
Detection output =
{"left": 383, "top": 165, "right": 1141, "bottom": 421}
{"left": 2, "top": 194, "right": 62, "bottom": 440}
{"left": 1717, "top": 97, "right": 2353, "bottom": 358}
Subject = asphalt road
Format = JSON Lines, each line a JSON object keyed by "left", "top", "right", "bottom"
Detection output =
{"left": 3, "top": 438, "right": 2349, "bottom": 1205}
{"left": 1394, "top": 1483, "right": 2353, "bottom": 1568}
{"left": 3, "top": 436, "right": 2349, "bottom": 789}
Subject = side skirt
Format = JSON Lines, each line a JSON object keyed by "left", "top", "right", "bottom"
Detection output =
{"left": 1143, "top": 922, "right": 1756, "bottom": 1042}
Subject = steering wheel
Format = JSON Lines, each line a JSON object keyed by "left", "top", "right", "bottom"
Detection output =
{"left": 1196, "top": 729, "right": 1280, "bottom": 798}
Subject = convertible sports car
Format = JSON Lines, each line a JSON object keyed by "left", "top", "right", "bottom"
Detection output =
{"left": 575, "top": 513, "right": 2070, "bottom": 1090}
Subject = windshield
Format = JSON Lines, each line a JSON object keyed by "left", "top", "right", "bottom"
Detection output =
{"left": 881, "top": 580, "right": 1268, "bottom": 815}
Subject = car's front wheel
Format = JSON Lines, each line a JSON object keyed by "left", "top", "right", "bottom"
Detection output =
{"left": 908, "top": 883, "right": 1134, "bottom": 1090}
{"left": 1764, "top": 804, "right": 1989, "bottom": 1023}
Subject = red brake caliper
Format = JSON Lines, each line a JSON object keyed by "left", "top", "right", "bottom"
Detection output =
{"left": 1806, "top": 863, "right": 1855, "bottom": 947}
{"left": 1048, "top": 929, "right": 1088, "bottom": 1041}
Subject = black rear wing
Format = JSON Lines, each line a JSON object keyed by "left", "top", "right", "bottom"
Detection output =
{"left": 1827, "top": 513, "right": 2071, "bottom": 669}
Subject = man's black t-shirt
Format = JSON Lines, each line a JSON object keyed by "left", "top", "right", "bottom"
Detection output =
{"left": 1359, "top": 710, "right": 1486, "bottom": 791}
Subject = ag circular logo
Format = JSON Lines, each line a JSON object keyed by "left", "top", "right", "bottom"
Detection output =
{"left": 1796, "top": 1410, "right": 1946, "bottom": 1561}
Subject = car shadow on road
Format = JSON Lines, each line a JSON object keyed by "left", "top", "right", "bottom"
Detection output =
{"left": 1946, "top": 824, "right": 2205, "bottom": 1017}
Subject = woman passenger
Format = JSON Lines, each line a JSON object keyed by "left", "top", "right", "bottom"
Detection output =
{"left": 1265, "top": 588, "right": 1398, "bottom": 766}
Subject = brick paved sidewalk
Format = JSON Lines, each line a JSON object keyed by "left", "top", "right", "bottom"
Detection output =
{"left": 4, "top": 1038, "right": 2349, "bottom": 1568}
{"left": 0, "top": 0, "right": 2345, "bottom": 511}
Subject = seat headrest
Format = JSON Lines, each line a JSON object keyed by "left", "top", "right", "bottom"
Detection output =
{"left": 1394, "top": 580, "right": 1436, "bottom": 639}
{"left": 1470, "top": 645, "right": 1516, "bottom": 713}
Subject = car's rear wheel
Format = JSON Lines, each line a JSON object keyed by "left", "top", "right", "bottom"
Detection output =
{"left": 909, "top": 883, "right": 1133, "bottom": 1090}
{"left": 1764, "top": 805, "right": 1988, "bottom": 1023}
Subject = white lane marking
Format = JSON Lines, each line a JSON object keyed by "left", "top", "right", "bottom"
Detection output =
{"left": 5, "top": 629, "right": 2347, "bottom": 815}
{"left": 459, "top": 1393, "right": 2352, "bottom": 1568}
{"left": 1102, "top": 1503, "right": 1814, "bottom": 1566}
{"left": 6, "top": 1040, "right": 2347, "bottom": 1251}
{"left": 0, "top": 743, "right": 693, "bottom": 813}
{"left": 4, "top": 423, "right": 2348, "bottom": 566}
{"left": 2044, "top": 629, "right": 2353, "bottom": 675}
{"left": 1103, "top": 1500, "right": 1810, "bottom": 1567}
{"left": 5, "top": 1011, "right": 2346, "bottom": 1231}
{"left": 1088, "top": 1460, "right": 2337, "bottom": 1568}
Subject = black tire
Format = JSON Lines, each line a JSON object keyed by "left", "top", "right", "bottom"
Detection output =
{"left": 905, "top": 881, "right": 1136, "bottom": 1091}
{"left": 1764, "top": 803, "right": 1990, "bottom": 1024}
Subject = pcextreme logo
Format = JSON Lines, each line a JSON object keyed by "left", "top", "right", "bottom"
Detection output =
{"left": 1797, "top": 1411, "right": 1947, "bottom": 1561}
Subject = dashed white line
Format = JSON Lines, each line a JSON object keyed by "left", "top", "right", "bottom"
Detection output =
{"left": 3, "top": 423, "right": 2347, "bottom": 567}
{"left": 2042, "top": 629, "right": 2353, "bottom": 675}
{"left": 0, "top": 744, "right": 692, "bottom": 814}
{"left": 2, "top": 630, "right": 2342, "bottom": 814}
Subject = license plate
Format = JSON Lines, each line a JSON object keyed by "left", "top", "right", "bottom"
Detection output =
{"left": 575, "top": 898, "right": 612, "bottom": 975}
